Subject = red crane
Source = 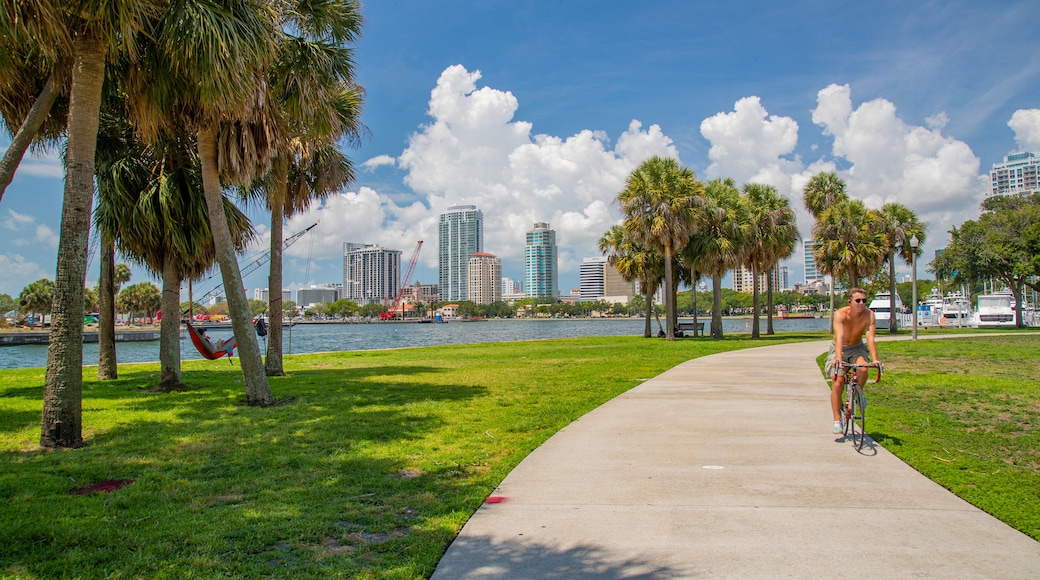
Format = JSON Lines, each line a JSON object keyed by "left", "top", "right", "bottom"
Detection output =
{"left": 381, "top": 240, "right": 423, "bottom": 320}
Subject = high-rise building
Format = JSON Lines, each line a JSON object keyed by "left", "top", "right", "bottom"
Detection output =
{"left": 438, "top": 205, "right": 483, "bottom": 301}
{"left": 580, "top": 257, "right": 634, "bottom": 301}
{"left": 468, "top": 252, "right": 502, "bottom": 305}
{"left": 989, "top": 152, "right": 1040, "bottom": 198}
{"left": 525, "top": 222, "right": 558, "bottom": 298}
{"left": 732, "top": 264, "right": 783, "bottom": 294}
{"left": 343, "top": 243, "right": 401, "bottom": 306}
{"left": 804, "top": 239, "right": 822, "bottom": 283}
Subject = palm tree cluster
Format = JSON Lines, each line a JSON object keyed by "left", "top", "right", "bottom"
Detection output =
{"left": 0, "top": 1, "right": 366, "bottom": 448}
{"left": 602, "top": 156, "right": 800, "bottom": 341}
{"left": 801, "top": 171, "right": 926, "bottom": 334}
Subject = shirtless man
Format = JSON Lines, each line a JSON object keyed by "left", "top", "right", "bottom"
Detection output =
{"left": 827, "top": 288, "right": 880, "bottom": 434}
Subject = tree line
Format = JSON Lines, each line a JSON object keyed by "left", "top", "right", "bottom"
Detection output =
{"left": 601, "top": 158, "right": 927, "bottom": 340}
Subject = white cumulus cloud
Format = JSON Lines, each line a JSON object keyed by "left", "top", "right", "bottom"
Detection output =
{"left": 1008, "top": 109, "right": 1040, "bottom": 152}
{"left": 296, "top": 64, "right": 678, "bottom": 283}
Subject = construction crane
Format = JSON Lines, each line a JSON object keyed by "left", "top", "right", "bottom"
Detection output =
{"left": 380, "top": 240, "right": 424, "bottom": 320}
{"left": 194, "top": 222, "right": 319, "bottom": 307}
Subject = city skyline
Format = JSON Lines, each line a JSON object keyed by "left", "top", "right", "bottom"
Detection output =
{"left": 3, "top": 2, "right": 1040, "bottom": 298}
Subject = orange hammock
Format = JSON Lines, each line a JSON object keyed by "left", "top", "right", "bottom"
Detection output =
{"left": 185, "top": 321, "right": 237, "bottom": 362}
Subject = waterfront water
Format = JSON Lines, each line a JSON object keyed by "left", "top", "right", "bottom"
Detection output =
{"left": 0, "top": 316, "right": 830, "bottom": 370}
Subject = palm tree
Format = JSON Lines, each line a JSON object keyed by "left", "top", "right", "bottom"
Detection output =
{"left": 257, "top": 1, "right": 365, "bottom": 375}
{"left": 95, "top": 117, "right": 254, "bottom": 391}
{"left": 19, "top": 278, "right": 54, "bottom": 327}
{"left": 0, "top": 0, "right": 69, "bottom": 203}
{"left": 617, "top": 156, "right": 703, "bottom": 340}
{"left": 684, "top": 178, "right": 747, "bottom": 339}
{"left": 803, "top": 171, "right": 850, "bottom": 332}
{"left": 813, "top": 199, "right": 887, "bottom": 288}
{"left": 599, "top": 225, "right": 664, "bottom": 338}
{"left": 6, "top": 0, "right": 162, "bottom": 447}
{"left": 803, "top": 171, "right": 849, "bottom": 219}
{"left": 878, "top": 203, "right": 926, "bottom": 333}
{"left": 129, "top": 0, "right": 281, "bottom": 406}
{"left": 742, "top": 183, "right": 799, "bottom": 337}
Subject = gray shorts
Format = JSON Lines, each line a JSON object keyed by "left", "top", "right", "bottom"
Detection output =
{"left": 825, "top": 342, "right": 870, "bottom": 377}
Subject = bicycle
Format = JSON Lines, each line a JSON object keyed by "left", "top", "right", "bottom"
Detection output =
{"left": 835, "top": 361, "right": 882, "bottom": 450}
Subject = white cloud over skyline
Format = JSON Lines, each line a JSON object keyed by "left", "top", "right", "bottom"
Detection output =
{"left": 0, "top": 65, "right": 1032, "bottom": 297}
{"left": 274, "top": 66, "right": 1019, "bottom": 294}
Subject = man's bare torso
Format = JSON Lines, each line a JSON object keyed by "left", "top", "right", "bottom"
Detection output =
{"left": 837, "top": 305, "right": 873, "bottom": 346}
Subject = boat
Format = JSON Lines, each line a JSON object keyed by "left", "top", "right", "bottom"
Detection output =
{"left": 916, "top": 288, "right": 944, "bottom": 327}
{"left": 972, "top": 290, "right": 1017, "bottom": 328}
{"left": 869, "top": 291, "right": 903, "bottom": 330}
{"left": 940, "top": 290, "right": 973, "bottom": 327}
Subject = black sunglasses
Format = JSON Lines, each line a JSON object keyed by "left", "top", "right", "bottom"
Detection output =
{"left": 853, "top": 298, "right": 867, "bottom": 303}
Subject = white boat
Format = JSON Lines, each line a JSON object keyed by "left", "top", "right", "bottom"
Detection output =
{"left": 916, "top": 288, "right": 944, "bottom": 327}
{"left": 973, "top": 290, "right": 1017, "bottom": 328}
{"left": 941, "top": 291, "right": 973, "bottom": 327}
{"left": 869, "top": 291, "right": 904, "bottom": 330}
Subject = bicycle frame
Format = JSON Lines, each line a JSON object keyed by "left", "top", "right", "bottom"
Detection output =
{"left": 835, "top": 361, "right": 882, "bottom": 450}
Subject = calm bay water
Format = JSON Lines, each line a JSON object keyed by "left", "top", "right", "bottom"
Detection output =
{"left": 0, "top": 316, "right": 829, "bottom": 370}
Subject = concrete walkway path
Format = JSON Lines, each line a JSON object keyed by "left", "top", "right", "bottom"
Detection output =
{"left": 432, "top": 340, "right": 1040, "bottom": 579}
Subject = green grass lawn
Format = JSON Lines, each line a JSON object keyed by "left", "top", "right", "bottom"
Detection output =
{"left": 2, "top": 331, "right": 1037, "bottom": 579}
{"left": 861, "top": 335, "right": 1040, "bottom": 541}
{"left": 0, "top": 334, "right": 814, "bottom": 579}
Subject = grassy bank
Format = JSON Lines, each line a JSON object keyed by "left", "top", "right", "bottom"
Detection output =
{"left": 0, "top": 334, "right": 815, "bottom": 579}
{"left": 861, "top": 335, "right": 1040, "bottom": 541}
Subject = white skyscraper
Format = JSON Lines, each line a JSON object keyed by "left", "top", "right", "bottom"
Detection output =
{"left": 525, "top": 222, "right": 558, "bottom": 298}
{"left": 343, "top": 243, "right": 401, "bottom": 306}
{"left": 438, "top": 205, "right": 483, "bottom": 301}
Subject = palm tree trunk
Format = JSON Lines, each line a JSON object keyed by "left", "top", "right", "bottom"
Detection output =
{"left": 643, "top": 289, "right": 653, "bottom": 338}
{"left": 41, "top": 36, "right": 105, "bottom": 449}
{"left": 766, "top": 273, "right": 775, "bottom": 335}
{"left": 157, "top": 258, "right": 185, "bottom": 390}
{"left": 751, "top": 265, "right": 761, "bottom": 339}
{"left": 97, "top": 237, "right": 117, "bottom": 379}
{"left": 691, "top": 276, "right": 698, "bottom": 332}
{"left": 197, "top": 123, "right": 273, "bottom": 406}
{"left": 711, "top": 273, "right": 724, "bottom": 339}
{"left": 265, "top": 156, "right": 288, "bottom": 376}
{"left": 888, "top": 251, "right": 898, "bottom": 334}
{"left": 664, "top": 247, "right": 675, "bottom": 340}
{"left": 0, "top": 72, "right": 61, "bottom": 203}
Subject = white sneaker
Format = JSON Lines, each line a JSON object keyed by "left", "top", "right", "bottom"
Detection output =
{"left": 831, "top": 421, "right": 842, "bottom": 434}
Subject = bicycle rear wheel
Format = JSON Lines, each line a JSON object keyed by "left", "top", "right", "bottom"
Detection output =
{"left": 850, "top": 386, "right": 866, "bottom": 450}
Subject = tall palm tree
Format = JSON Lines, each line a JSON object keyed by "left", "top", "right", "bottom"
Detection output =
{"left": 30, "top": 0, "right": 162, "bottom": 448}
{"left": 256, "top": 1, "right": 364, "bottom": 376}
{"left": 95, "top": 116, "right": 254, "bottom": 391}
{"left": 97, "top": 238, "right": 117, "bottom": 379}
{"left": 878, "top": 202, "right": 926, "bottom": 333}
{"left": 742, "top": 183, "right": 799, "bottom": 337}
{"left": 599, "top": 225, "right": 664, "bottom": 338}
{"left": 803, "top": 171, "right": 849, "bottom": 220}
{"left": 813, "top": 199, "right": 886, "bottom": 289}
{"left": 617, "top": 156, "right": 703, "bottom": 340}
{"left": 802, "top": 171, "right": 850, "bottom": 332}
{"left": 683, "top": 178, "right": 747, "bottom": 339}
{"left": 129, "top": 0, "right": 281, "bottom": 406}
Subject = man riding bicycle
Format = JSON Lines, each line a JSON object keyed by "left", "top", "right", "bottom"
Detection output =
{"left": 825, "top": 288, "right": 880, "bottom": 434}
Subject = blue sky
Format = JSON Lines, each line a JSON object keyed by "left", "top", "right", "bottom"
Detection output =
{"left": 3, "top": 0, "right": 1040, "bottom": 300}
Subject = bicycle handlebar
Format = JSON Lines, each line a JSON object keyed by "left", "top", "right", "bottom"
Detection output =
{"left": 836, "top": 360, "right": 883, "bottom": 383}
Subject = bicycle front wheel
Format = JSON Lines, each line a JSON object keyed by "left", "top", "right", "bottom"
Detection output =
{"left": 850, "top": 387, "right": 866, "bottom": 450}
